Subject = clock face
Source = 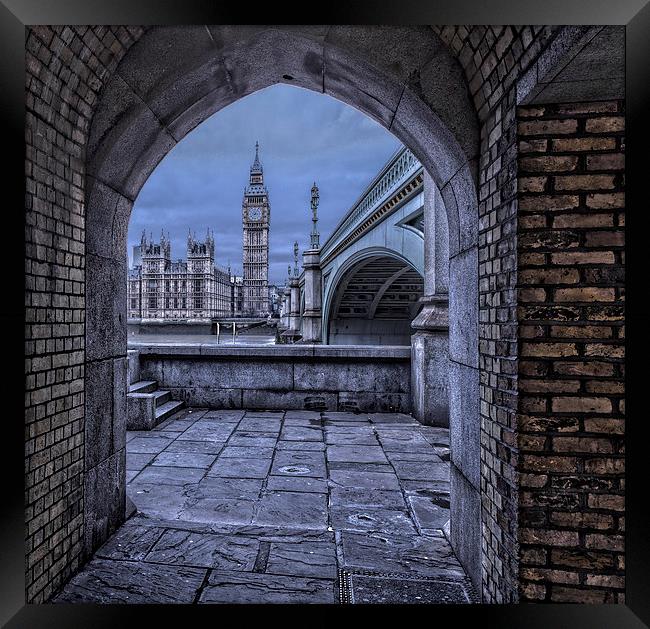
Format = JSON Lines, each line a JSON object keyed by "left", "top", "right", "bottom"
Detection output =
{"left": 249, "top": 207, "right": 262, "bottom": 221}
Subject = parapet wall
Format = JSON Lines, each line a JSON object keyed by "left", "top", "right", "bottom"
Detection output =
{"left": 131, "top": 343, "right": 411, "bottom": 413}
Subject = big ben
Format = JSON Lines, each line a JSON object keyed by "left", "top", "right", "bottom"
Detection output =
{"left": 242, "top": 142, "right": 270, "bottom": 316}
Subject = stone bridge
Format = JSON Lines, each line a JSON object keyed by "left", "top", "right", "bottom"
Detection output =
{"left": 279, "top": 147, "right": 429, "bottom": 345}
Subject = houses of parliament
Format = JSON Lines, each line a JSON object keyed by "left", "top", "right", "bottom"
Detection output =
{"left": 127, "top": 143, "right": 277, "bottom": 320}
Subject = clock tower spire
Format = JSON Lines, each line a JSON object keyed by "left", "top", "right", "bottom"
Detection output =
{"left": 242, "top": 141, "right": 270, "bottom": 317}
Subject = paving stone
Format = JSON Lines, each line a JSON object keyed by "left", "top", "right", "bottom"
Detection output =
{"left": 181, "top": 498, "right": 256, "bottom": 526}
{"left": 178, "top": 424, "right": 235, "bottom": 443}
{"left": 127, "top": 436, "right": 176, "bottom": 454}
{"left": 283, "top": 410, "right": 322, "bottom": 420}
{"left": 200, "top": 571, "right": 335, "bottom": 604}
{"left": 279, "top": 426, "right": 324, "bottom": 441}
{"left": 392, "top": 461, "right": 449, "bottom": 482}
{"left": 368, "top": 413, "right": 419, "bottom": 425}
{"left": 329, "top": 488, "right": 406, "bottom": 510}
{"left": 331, "top": 506, "right": 417, "bottom": 535}
{"left": 385, "top": 451, "right": 444, "bottom": 463}
{"left": 128, "top": 483, "right": 191, "bottom": 519}
{"left": 201, "top": 410, "right": 245, "bottom": 422}
{"left": 283, "top": 417, "right": 324, "bottom": 427}
{"left": 254, "top": 491, "right": 328, "bottom": 529}
{"left": 238, "top": 418, "right": 282, "bottom": 432}
{"left": 325, "top": 431, "right": 378, "bottom": 446}
{"left": 126, "top": 470, "right": 139, "bottom": 483}
{"left": 266, "top": 476, "right": 329, "bottom": 493}
{"left": 326, "top": 445, "right": 388, "bottom": 464}
{"left": 208, "top": 457, "right": 271, "bottom": 479}
{"left": 134, "top": 466, "right": 206, "bottom": 485}
{"left": 145, "top": 529, "right": 259, "bottom": 570}
{"left": 276, "top": 440, "right": 325, "bottom": 452}
{"left": 266, "top": 540, "right": 338, "bottom": 579}
{"left": 321, "top": 412, "right": 369, "bottom": 422}
{"left": 192, "top": 477, "right": 263, "bottom": 499}
{"left": 327, "top": 461, "right": 394, "bottom": 474}
{"left": 408, "top": 495, "right": 451, "bottom": 531}
{"left": 151, "top": 452, "right": 218, "bottom": 469}
{"left": 163, "top": 440, "right": 224, "bottom": 455}
{"left": 402, "top": 481, "right": 451, "bottom": 495}
{"left": 52, "top": 558, "right": 206, "bottom": 604}
{"left": 218, "top": 446, "right": 275, "bottom": 458}
{"left": 95, "top": 524, "right": 165, "bottom": 561}
{"left": 340, "top": 531, "right": 466, "bottom": 578}
{"left": 228, "top": 435, "right": 277, "bottom": 448}
{"left": 329, "top": 470, "right": 401, "bottom": 490}
{"left": 126, "top": 452, "right": 156, "bottom": 471}
{"left": 153, "top": 420, "right": 196, "bottom": 433}
{"left": 271, "top": 450, "right": 327, "bottom": 478}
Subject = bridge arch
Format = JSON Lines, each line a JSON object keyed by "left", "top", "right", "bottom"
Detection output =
{"left": 322, "top": 247, "right": 423, "bottom": 345}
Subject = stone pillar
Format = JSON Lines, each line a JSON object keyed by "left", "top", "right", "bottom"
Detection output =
{"left": 301, "top": 249, "right": 322, "bottom": 343}
{"left": 280, "top": 286, "right": 291, "bottom": 329}
{"left": 411, "top": 172, "right": 450, "bottom": 427}
{"left": 289, "top": 277, "right": 300, "bottom": 333}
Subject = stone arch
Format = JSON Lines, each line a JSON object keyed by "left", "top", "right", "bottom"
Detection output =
{"left": 84, "top": 25, "right": 481, "bottom": 590}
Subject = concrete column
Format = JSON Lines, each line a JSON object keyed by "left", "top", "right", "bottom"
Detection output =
{"left": 289, "top": 277, "right": 300, "bottom": 333}
{"left": 301, "top": 249, "right": 322, "bottom": 343}
{"left": 410, "top": 172, "right": 450, "bottom": 427}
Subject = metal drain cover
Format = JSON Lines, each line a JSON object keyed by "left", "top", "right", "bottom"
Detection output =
{"left": 278, "top": 465, "right": 311, "bottom": 475}
{"left": 339, "top": 569, "right": 476, "bottom": 604}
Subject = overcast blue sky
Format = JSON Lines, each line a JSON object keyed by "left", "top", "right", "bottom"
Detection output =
{"left": 128, "top": 84, "right": 402, "bottom": 284}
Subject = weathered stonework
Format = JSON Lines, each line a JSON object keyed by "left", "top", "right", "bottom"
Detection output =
{"left": 24, "top": 24, "right": 625, "bottom": 606}
{"left": 516, "top": 101, "right": 625, "bottom": 603}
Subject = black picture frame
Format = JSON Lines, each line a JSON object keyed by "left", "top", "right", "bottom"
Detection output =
{"left": 3, "top": 0, "right": 648, "bottom": 625}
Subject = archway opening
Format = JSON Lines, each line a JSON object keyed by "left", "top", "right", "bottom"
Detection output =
{"left": 79, "top": 25, "right": 483, "bottom": 603}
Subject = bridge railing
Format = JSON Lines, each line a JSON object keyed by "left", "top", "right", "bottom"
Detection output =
{"left": 320, "top": 146, "right": 421, "bottom": 262}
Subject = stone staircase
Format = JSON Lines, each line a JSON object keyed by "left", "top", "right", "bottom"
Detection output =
{"left": 127, "top": 350, "right": 184, "bottom": 430}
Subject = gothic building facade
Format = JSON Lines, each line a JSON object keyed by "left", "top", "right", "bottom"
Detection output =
{"left": 242, "top": 142, "right": 271, "bottom": 316}
{"left": 127, "top": 230, "right": 235, "bottom": 319}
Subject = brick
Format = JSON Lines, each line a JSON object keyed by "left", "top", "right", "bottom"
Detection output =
{"left": 519, "top": 155, "right": 578, "bottom": 172}
{"left": 554, "top": 287, "right": 615, "bottom": 302}
{"left": 519, "top": 195, "right": 579, "bottom": 212}
{"left": 550, "top": 251, "right": 615, "bottom": 265}
{"left": 551, "top": 137, "right": 616, "bottom": 152}
{"left": 521, "top": 342, "right": 578, "bottom": 357}
{"left": 520, "top": 528, "right": 579, "bottom": 546}
{"left": 586, "top": 193, "right": 624, "bottom": 209}
{"left": 585, "top": 116, "right": 624, "bottom": 133}
{"left": 551, "top": 397, "right": 612, "bottom": 414}
{"left": 586, "top": 153, "right": 624, "bottom": 171}
{"left": 554, "top": 174, "right": 615, "bottom": 191}
{"left": 552, "top": 213, "right": 613, "bottom": 229}
{"left": 518, "top": 119, "right": 578, "bottom": 136}
{"left": 519, "top": 176, "right": 547, "bottom": 192}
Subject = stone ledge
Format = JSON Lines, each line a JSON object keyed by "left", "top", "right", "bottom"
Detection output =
{"left": 128, "top": 343, "right": 411, "bottom": 360}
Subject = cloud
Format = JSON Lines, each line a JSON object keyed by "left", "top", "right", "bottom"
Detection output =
{"left": 128, "top": 83, "right": 402, "bottom": 283}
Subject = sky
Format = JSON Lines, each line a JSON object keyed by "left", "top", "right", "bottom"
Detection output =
{"left": 128, "top": 83, "right": 402, "bottom": 285}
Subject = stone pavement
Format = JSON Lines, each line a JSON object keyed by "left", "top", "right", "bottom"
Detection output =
{"left": 53, "top": 409, "right": 475, "bottom": 604}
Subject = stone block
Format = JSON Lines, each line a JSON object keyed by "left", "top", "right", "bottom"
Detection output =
{"left": 126, "top": 393, "right": 155, "bottom": 431}
{"left": 86, "top": 72, "right": 176, "bottom": 200}
{"left": 169, "top": 386, "right": 242, "bottom": 409}
{"left": 449, "top": 247, "right": 479, "bottom": 368}
{"left": 242, "top": 389, "right": 338, "bottom": 411}
{"left": 127, "top": 350, "right": 140, "bottom": 385}
{"left": 84, "top": 449, "right": 126, "bottom": 558}
{"left": 324, "top": 43, "right": 401, "bottom": 128}
{"left": 338, "top": 391, "right": 411, "bottom": 414}
{"left": 450, "top": 463, "right": 482, "bottom": 596}
{"left": 86, "top": 253, "right": 127, "bottom": 362}
{"left": 113, "top": 356, "right": 127, "bottom": 453}
{"left": 411, "top": 331, "right": 449, "bottom": 427}
{"left": 449, "top": 361, "right": 480, "bottom": 490}
{"left": 85, "top": 358, "right": 114, "bottom": 470}
{"left": 294, "top": 361, "right": 408, "bottom": 393}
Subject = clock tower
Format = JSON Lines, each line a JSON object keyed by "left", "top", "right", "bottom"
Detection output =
{"left": 242, "top": 142, "right": 270, "bottom": 316}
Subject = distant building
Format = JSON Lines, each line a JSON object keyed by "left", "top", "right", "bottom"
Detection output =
{"left": 268, "top": 284, "right": 283, "bottom": 317}
{"left": 127, "top": 230, "right": 234, "bottom": 319}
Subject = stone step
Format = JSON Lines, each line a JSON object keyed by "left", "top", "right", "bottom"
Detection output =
{"left": 128, "top": 380, "right": 158, "bottom": 394}
{"left": 155, "top": 399, "right": 185, "bottom": 423}
{"left": 152, "top": 389, "right": 171, "bottom": 407}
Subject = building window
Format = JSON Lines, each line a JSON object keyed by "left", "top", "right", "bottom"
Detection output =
{"left": 194, "top": 279, "right": 202, "bottom": 293}
{"left": 148, "top": 297, "right": 157, "bottom": 309}
{"left": 131, "top": 298, "right": 137, "bottom": 309}
{"left": 195, "top": 298, "right": 202, "bottom": 309}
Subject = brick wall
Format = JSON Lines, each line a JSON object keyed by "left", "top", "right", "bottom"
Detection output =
{"left": 516, "top": 101, "right": 625, "bottom": 602}
{"left": 25, "top": 25, "right": 143, "bottom": 603}
{"left": 435, "top": 25, "right": 560, "bottom": 602}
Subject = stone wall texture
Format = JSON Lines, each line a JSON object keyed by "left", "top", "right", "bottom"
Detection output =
{"left": 25, "top": 25, "right": 144, "bottom": 604}
{"left": 516, "top": 101, "right": 625, "bottom": 602}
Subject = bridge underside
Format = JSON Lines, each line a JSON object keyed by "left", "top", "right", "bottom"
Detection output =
{"left": 328, "top": 255, "right": 423, "bottom": 345}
